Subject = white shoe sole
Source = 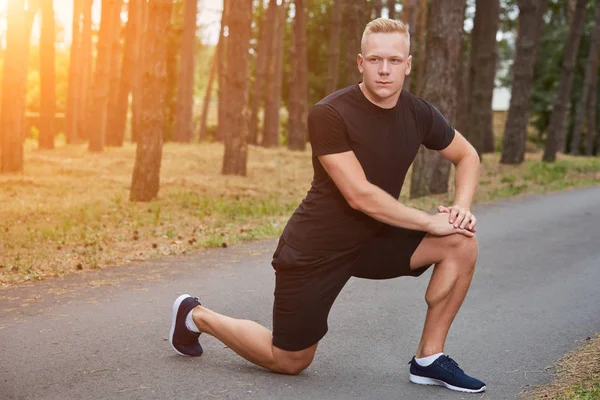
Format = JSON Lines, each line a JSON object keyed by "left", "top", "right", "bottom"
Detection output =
{"left": 410, "top": 374, "right": 486, "bottom": 393}
{"left": 170, "top": 294, "right": 192, "bottom": 357}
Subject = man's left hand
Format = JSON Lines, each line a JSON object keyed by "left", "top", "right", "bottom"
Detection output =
{"left": 437, "top": 205, "right": 477, "bottom": 232}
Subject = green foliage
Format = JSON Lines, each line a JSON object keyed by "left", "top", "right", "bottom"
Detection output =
{"left": 529, "top": 0, "right": 598, "bottom": 149}
{"left": 24, "top": 45, "right": 70, "bottom": 114}
{"left": 525, "top": 160, "right": 569, "bottom": 184}
{"left": 561, "top": 382, "right": 600, "bottom": 400}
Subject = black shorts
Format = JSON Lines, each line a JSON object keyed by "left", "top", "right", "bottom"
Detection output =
{"left": 271, "top": 225, "right": 431, "bottom": 351}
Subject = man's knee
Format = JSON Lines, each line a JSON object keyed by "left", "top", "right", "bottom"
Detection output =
{"left": 273, "top": 344, "right": 317, "bottom": 375}
{"left": 445, "top": 234, "right": 478, "bottom": 266}
{"left": 277, "top": 358, "right": 312, "bottom": 375}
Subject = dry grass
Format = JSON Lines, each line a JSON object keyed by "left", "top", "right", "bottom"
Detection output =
{"left": 522, "top": 334, "right": 600, "bottom": 399}
{"left": 0, "top": 139, "right": 599, "bottom": 287}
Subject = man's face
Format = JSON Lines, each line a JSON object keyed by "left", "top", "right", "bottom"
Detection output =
{"left": 358, "top": 32, "right": 412, "bottom": 103}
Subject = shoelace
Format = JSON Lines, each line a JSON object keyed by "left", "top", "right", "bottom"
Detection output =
{"left": 442, "top": 356, "right": 464, "bottom": 373}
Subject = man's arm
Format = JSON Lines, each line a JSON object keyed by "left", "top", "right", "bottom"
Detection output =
{"left": 438, "top": 130, "right": 481, "bottom": 231}
{"left": 318, "top": 151, "right": 474, "bottom": 237}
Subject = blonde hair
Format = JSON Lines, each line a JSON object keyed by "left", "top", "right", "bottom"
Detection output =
{"left": 361, "top": 18, "right": 410, "bottom": 53}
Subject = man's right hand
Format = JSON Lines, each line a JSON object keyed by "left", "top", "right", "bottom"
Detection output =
{"left": 426, "top": 213, "right": 475, "bottom": 237}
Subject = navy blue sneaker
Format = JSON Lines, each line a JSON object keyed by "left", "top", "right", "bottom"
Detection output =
{"left": 169, "top": 294, "right": 203, "bottom": 356}
{"left": 409, "top": 355, "right": 486, "bottom": 393}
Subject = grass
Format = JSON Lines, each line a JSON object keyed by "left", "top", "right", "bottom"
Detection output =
{"left": 523, "top": 334, "right": 600, "bottom": 400}
{"left": 0, "top": 140, "right": 599, "bottom": 287}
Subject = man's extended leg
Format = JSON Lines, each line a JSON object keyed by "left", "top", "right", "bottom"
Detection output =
{"left": 409, "top": 233, "right": 478, "bottom": 358}
{"left": 190, "top": 306, "right": 317, "bottom": 375}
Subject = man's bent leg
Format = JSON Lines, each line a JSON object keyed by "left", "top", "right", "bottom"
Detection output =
{"left": 409, "top": 233, "right": 478, "bottom": 358}
{"left": 192, "top": 306, "right": 317, "bottom": 375}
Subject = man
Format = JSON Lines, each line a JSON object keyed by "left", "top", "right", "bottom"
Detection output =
{"left": 170, "top": 18, "right": 485, "bottom": 393}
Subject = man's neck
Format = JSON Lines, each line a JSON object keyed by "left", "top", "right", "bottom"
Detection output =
{"left": 358, "top": 82, "right": 401, "bottom": 109}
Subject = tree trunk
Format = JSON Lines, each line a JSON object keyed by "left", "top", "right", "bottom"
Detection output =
{"left": 455, "top": 29, "right": 469, "bottom": 133}
{"left": 165, "top": 2, "right": 184, "bottom": 142}
{"left": 373, "top": 0, "right": 383, "bottom": 18}
{"left": 249, "top": 0, "right": 277, "bottom": 144}
{"left": 111, "top": 0, "right": 142, "bottom": 146}
{"left": 342, "top": 0, "right": 367, "bottom": 88}
{"left": 131, "top": 0, "right": 146, "bottom": 143}
{"left": 221, "top": 0, "right": 252, "bottom": 175}
{"left": 130, "top": 0, "right": 173, "bottom": 202}
{"left": 401, "top": 0, "right": 418, "bottom": 92}
{"left": 410, "top": 0, "right": 465, "bottom": 199}
{"left": 415, "top": 0, "right": 428, "bottom": 95}
{"left": 77, "top": 0, "right": 93, "bottom": 141}
{"left": 542, "top": 0, "right": 586, "bottom": 162}
{"left": 326, "top": 0, "right": 343, "bottom": 94}
{"left": 65, "top": 0, "right": 82, "bottom": 144}
{"left": 570, "top": 1, "right": 600, "bottom": 155}
{"left": 88, "top": 0, "right": 120, "bottom": 152}
{"left": 501, "top": 0, "right": 548, "bottom": 164}
{"left": 388, "top": 0, "right": 397, "bottom": 19}
{"left": 0, "top": 1, "right": 37, "bottom": 173}
{"left": 584, "top": 56, "right": 598, "bottom": 156}
{"left": 105, "top": 1, "right": 124, "bottom": 146}
{"left": 463, "top": 0, "right": 500, "bottom": 155}
{"left": 217, "top": 0, "right": 230, "bottom": 142}
{"left": 173, "top": 0, "right": 197, "bottom": 143}
{"left": 288, "top": 0, "right": 308, "bottom": 151}
{"left": 39, "top": 0, "right": 57, "bottom": 150}
{"left": 198, "top": 47, "right": 218, "bottom": 142}
{"left": 262, "top": 1, "right": 287, "bottom": 148}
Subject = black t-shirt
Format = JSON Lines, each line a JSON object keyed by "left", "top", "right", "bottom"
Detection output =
{"left": 282, "top": 84, "right": 455, "bottom": 255}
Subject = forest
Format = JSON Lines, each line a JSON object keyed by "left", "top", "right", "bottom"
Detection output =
{"left": 0, "top": 0, "right": 599, "bottom": 200}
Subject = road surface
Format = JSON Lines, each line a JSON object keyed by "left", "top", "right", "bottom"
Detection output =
{"left": 1, "top": 186, "right": 599, "bottom": 399}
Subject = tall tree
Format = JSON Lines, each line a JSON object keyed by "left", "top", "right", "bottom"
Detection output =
{"left": 388, "top": 0, "right": 397, "bottom": 19}
{"left": 110, "top": 0, "right": 142, "bottom": 146}
{"left": 455, "top": 24, "right": 469, "bottom": 134}
{"left": 415, "top": 0, "right": 428, "bottom": 95}
{"left": 570, "top": 0, "right": 600, "bottom": 155}
{"left": 288, "top": 0, "right": 308, "bottom": 151}
{"left": 342, "top": 0, "right": 368, "bottom": 88}
{"left": 77, "top": 0, "right": 94, "bottom": 141}
{"left": 542, "top": 0, "right": 587, "bottom": 162}
{"left": 39, "top": 0, "right": 57, "bottom": 150}
{"left": 65, "top": 0, "right": 82, "bottom": 144}
{"left": 262, "top": 1, "right": 287, "bottom": 148}
{"left": 249, "top": 0, "right": 277, "bottom": 144}
{"left": 410, "top": 0, "right": 465, "bottom": 198}
{"left": 198, "top": 46, "right": 218, "bottom": 142}
{"left": 463, "top": 0, "right": 500, "bottom": 155}
{"left": 173, "top": 0, "right": 198, "bottom": 143}
{"left": 501, "top": 0, "right": 548, "bottom": 164}
{"left": 130, "top": 0, "right": 173, "bottom": 201}
{"left": 131, "top": 0, "right": 147, "bottom": 143}
{"left": 221, "top": 0, "right": 252, "bottom": 175}
{"left": 88, "top": 0, "right": 122, "bottom": 152}
{"left": 0, "top": 0, "right": 38, "bottom": 172}
{"left": 584, "top": 56, "right": 598, "bottom": 155}
{"left": 106, "top": 2, "right": 124, "bottom": 146}
{"left": 326, "top": 0, "right": 343, "bottom": 94}
{"left": 217, "top": 0, "right": 230, "bottom": 142}
{"left": 373, "top": 0, "right": 383, "bottom": 18}
{"left": 165, "top": 1, "right": 185, "bottom": 142}
{"left": 401, "top": 0, "right": 418, "bottom": 91}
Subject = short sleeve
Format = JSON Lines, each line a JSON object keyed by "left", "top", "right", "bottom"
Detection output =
{"left": 308, "top": 103, "right": 352, "bottom": 157}
{"left": 414, "top": 98, "right": 456, "bottom": 150}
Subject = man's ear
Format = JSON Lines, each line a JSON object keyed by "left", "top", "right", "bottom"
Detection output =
{"left": 357, "top": 54, "right": 364, "bottom": 74}
{"left": 405, "top": 54, "right": 413, "bottom": 76}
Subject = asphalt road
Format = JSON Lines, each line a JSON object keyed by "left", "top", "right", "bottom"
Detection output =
{"left": 1, "top": 186, "right": 599, "bottom": 400}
